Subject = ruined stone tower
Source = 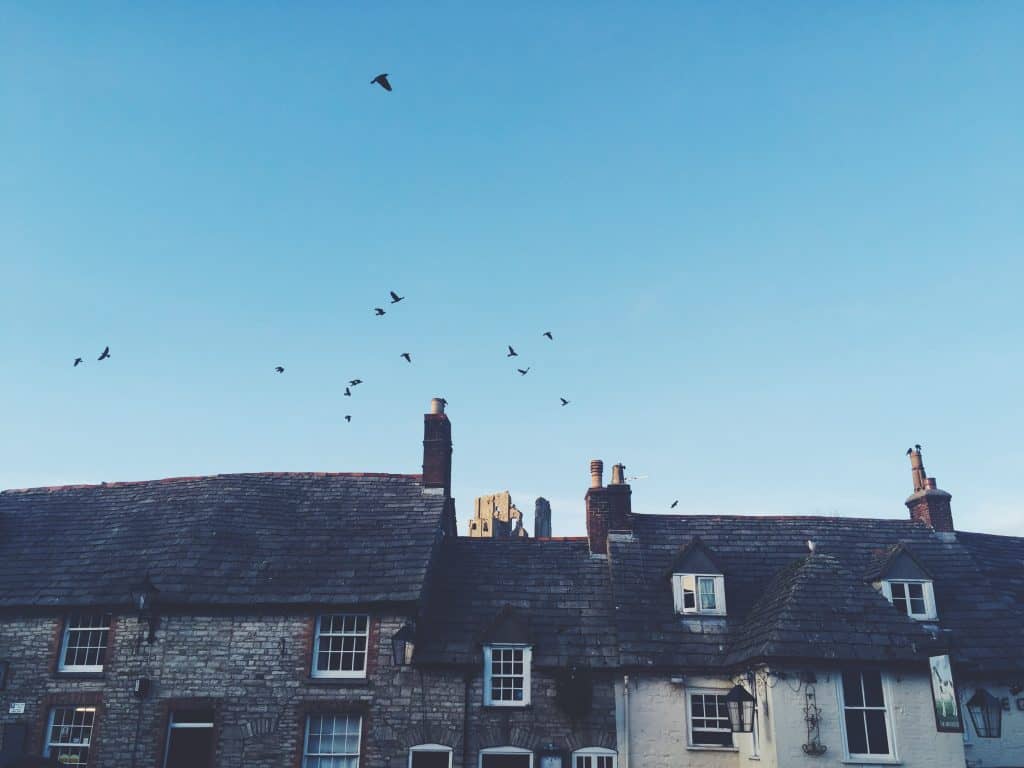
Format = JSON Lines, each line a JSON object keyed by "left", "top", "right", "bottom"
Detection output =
{"left": 534, "top": 497, "right": 552, "bottom": 538}
{"left": 468, "top": 491, "right": 528, "bottom": 538}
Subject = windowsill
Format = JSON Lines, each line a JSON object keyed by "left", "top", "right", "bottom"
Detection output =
{"left": 54, "top": 671, "right": 106, "bottom": 680}
{"left": 841, "top": 758, "right": 902, "bottom": 766}
{"left": 483, "top": 704, "right": 532, "bottom": 710}
{"left": 687, "top": 746, "right": 739, "bottom": 752}
{"left": 305, "top": 677, "right": 370, "bottom": 687}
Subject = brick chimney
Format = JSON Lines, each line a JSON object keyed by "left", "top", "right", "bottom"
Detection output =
{"left": 422, "top": 398, "right": 452, "bottom": 497}
{"left": 585, "top": 460, "right": 633, "bottom": 554}
{"left": 905, "top": 446, "right": 954, "bottom": 532}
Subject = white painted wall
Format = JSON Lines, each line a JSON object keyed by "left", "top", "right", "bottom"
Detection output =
{"left": 960, "top": 682, "right": 1024, "bottom": 768}
{"left": 617, "top": 668, "right": 969, "bottom": 768}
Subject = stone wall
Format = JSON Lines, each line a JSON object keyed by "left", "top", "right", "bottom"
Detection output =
{"left": 0, "top": 612, "right": 615, "bottom": 767}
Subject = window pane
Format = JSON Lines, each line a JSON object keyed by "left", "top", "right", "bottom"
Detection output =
{"left": 862, "top": 672, "right": 885, "bottom": 707}
{"left": 698, "top": 578, "right": 717, "bottom": 610}
{"left": 865, "top": 710, "right": 890, "bottom": 754}
{"left": 844, "top": 711, "right": 868, "bottom": 755}
{"left": 683, "top": 590, "right": 696, "bottom": 609}
{"left": 164, "top": 727, "right": 215, "bottom": 768}
{"left": 890, "top": 583, "right": 906, "bottom": 600}
{"left": 692, "top": 729, "right": 733, "bottom": 747}
{"left": 411, "top": 751, "right": 450, "bottom": 768}
{"left": 314, "top": 615, "right": 370, "bottom": 676}
{"left": 841, "top": 672, "right": 864, "bottom": 707}
{"left": 61, "top": 614, "right": 111, "bottom": 670}
{"left": 481, "top": 756, "right": 530, "bottom": 768}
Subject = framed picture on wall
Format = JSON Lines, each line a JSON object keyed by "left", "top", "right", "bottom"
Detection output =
{"left": 929, "top": 654, "right": 963, "bottom": 732}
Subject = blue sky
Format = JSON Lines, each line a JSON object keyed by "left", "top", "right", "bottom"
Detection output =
{"left": 2, "top": 2, "right": 1022, "bottom": 536}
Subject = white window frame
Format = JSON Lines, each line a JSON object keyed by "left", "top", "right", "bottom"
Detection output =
{"left": 483, "top": 644, "right": 532, "bottom": 707}
{"left": 58, "top": 613, "right": 112, "bottom": 673}
{"left": 409, "top": 744, "right": 453, "bottom": 768}
{"left": 836, "top": 670, "right": 898, "bottom": 763}
{"left": 302, "top": 713, "right": 362, "bottom": 766}
{"left": 311, "top": 613, "right": 370, "bottom": 679}
{"left": 881, "top": 579, "right": 937, "bottom": 620}
{"left": 479, "top": 746, "right": 534, "bottom": 767}
{"left": 572, "top": 746, "right": 617, "bottom": 768}
{"left": 44, "top": 706, "right": 97, "bottom": 766}
{"left": 673, "top": 574, "right": 726, "bottom": 616}
{"left": 686, "top": 688, "right": 736, "bottom": 750}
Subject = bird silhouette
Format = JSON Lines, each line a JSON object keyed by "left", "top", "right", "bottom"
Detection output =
{"left": 73, "top": 357, "right": 83, "bottom": 367}
{"left": 439, "top": 397, "right": 448, "bottom": 407}
{"left": 345, "top": 415, "right": 352, "bottom": 422}
{"left": 543, "top": 331, "right": 553, "bottom": 340}
{"left": 275, "top": 366, "right": 285, "bottom": 373}
{"left": 371, "top": 73, "right": 392, "bottom": 91}
{"left": 374, "top": 307, "right": 386, "bottom": 316}
{"left": 349, "top": 379, "right": 363, "bottom": 386}
{"left": 390, "top": 291, "right": 404, "bottom": 304}
{"left": 344, "top": 387, "right": 352, "bottom": 397}
{"left": 401, "top": 353, "right": 412, "bottom": 363}
{"left": 507, "top": 345, "right": 518, "bottom": 357}
{"left": 97, "top": 346, "right": 110, "bottom": 361}
{"left": 560, "top": 397, "right": 569, "bottom": 406}
{"left": 915, "top": 443, "right": 922, "bottom": 451}
{"left": 906, "top": 448, "right": 913, "bottom": 456}
{"left": 517, "top": 367, "right": 530, "bottom": 376}
{"left": 670, "top": 500, "right": 679, "bottom": 509}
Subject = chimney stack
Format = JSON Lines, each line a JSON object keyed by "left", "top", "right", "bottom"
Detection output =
{"left": 422, "top": 398, "right": 453, "bottom": 497}
{"left": 586, "top": 459, "right": 633, "bottom": 554}
{"left": 534, "top": 497, "right": 552, "bottom": 538}
{"left": 904, "top": 446, "right": 954, "bottom": 532}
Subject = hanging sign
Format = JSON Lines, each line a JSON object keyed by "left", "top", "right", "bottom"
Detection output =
{"left": 929, "top": 654, "right": 963, "bottom": 732}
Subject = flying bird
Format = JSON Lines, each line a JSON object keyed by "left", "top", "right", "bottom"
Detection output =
{"left": 97, "top": 346, "right": 110, "bottom": 361}
{"left": 345, "top": 415, "right": 352, "bottom": 422}
{"left": 374, "top": 307, "right": 386, "bottom": 316}
{"left": 371, "top": 73, "right": 392, "bottom": 91}
{"left": 543, "top": 331, "right": 553, "bottom": 340}
{"left": 344, "top": 387, "right": 352, "bottom": 397}
{"left": 560, "top": 397, "right": 569, "bottom": 406}
{"left": 507, "top": 345, "right": 518, "bottom": 357}
{"left": 349, "top": 379, "right": 363, "bottom": 386}
{"left": 275, "top": 366, "right": 285, "bottom": 373}
{"left": 670, "top": 500, "right": 679, "bottom": 509}
{"left": 73, "top": 357, "right": 83, "bottom": 367}
{"left": 390, "top": 291, "right": 404, "bottom": 304}
{"left": 401, "top": 353, "right": 412, "bottom": 363}
{"left": 517, "top": 367, "right": 530, "bottom": 376}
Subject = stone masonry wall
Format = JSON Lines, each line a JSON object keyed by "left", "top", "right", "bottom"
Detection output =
{"left": 0, "top": 612, "right": 615, "bottom": 767}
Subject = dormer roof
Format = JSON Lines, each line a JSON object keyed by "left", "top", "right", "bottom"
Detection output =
{"left": 864, "top": 542, "right": 934, "bottom": 582}
{"left": 664, "top": 536, "right": 725, "bottom": 579}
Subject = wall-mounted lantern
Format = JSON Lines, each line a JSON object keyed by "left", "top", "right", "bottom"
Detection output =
{"left": 391, "top": 623, "right": 416, "bottom": 667}
{"left": 966, "top": 688, "right": 1002, "bottom": 738}
{"left": 537, "top": 743, "right": 566, "bottom": 768}
{"left": 131, "top": 574, "right": 160, "bottom": 643}
{"left": 725, "top": 683, "right": 757, "bottom": 733}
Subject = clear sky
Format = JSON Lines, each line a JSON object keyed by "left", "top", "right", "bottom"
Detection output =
{"left": 3, "top": 2, "right": 1022, "bottom": 537}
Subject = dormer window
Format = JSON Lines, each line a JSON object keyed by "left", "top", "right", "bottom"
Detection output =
{"left": 882, "top": 580, "right": 937, "bottom": 620}
{"left": 674, "top": 574, "right": 726, "bottom": 615}
{"left": 483, "top": 644, "right": 532, "bottom": 706}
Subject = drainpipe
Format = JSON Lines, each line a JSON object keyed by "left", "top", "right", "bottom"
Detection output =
{"left": 622, "top": 674, "right": 631, "bottom": 768}
{"left": 463, "top": 671, "right": 472, "bottom": 768}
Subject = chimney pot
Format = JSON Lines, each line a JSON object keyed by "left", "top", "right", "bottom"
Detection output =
{"left": 430, "top": 397, "right": 445, "bottom": 415}
{"left": 590, "top": 459, "right": 604, "bottom": 489}
{"left": 610, "top": 463, "right": 626, "bottom": 485}
{"left": 926, "top": 477, "right": 937, "bottom": 489}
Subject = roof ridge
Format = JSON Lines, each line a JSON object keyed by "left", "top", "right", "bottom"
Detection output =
{"left": 1, "top": 471, "right": 424, "bottom": 494}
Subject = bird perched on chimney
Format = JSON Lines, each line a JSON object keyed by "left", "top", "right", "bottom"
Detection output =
{"left": 807, "top": 540, "right": 817, "bottom": 554}
{"left": 371, "top": 73, "right": 392, "bottom": 91}
{"left": 906, "top": 448, "right": 913, "bottom": 456}
{"left": 915, "top": 444, "right": 922, "bottom": 451}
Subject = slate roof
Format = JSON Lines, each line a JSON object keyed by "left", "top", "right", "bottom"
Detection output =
{"left": 608, "top": 515, "right": 1024, "bottom": 675}
{"left": 0, "top": 473, "right": 447, "bottom": 609}
{"left": 416, "top": 538, "right": 618, "bottom": 669}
